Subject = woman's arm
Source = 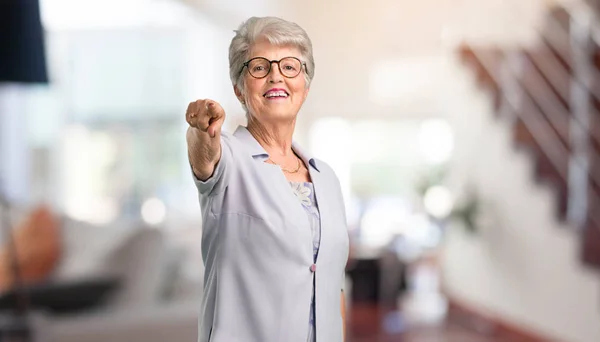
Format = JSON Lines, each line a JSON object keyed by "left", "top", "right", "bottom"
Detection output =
{"left": 341, "top": 290, "right": 346, "bottom": 341}
{"left": 186, "top": 99, "right": 225, "bottom": 180}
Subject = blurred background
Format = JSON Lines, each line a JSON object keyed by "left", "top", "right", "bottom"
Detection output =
{"left": 1, "top": 0, "right": 599, "bottom": 341}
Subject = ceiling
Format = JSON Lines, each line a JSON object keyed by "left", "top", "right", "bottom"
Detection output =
{"left": 176, "top": 0, "right": 576, "bottom": 119}
{"left": 40, "top": 0, "right": 581, "bottom": 120}
{"left": 180, "top": 0, "right": 577, "bottom": 49}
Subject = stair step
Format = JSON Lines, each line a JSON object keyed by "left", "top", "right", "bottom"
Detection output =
{"left": 535, "top": 156, "right": 569, "bottom": 218}
{"left": 581, "top": 222, "right": 600, "bottom": 269}
{"left": 458, "top": 45, "right": 504, "bottom": 112}
{"left": 521, "top": 49, "right": 571, "bottom": 110}
{"left": 458, "top": 11, "right": 600, "bottom": 268}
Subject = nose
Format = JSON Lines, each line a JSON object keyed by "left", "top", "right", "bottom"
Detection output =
{"left": 268, "top": 61, "right": 283, "bottom": 83}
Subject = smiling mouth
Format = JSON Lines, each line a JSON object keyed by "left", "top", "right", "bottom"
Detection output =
{"left": 263, "top": 90, "right": 289, "bottom": 99}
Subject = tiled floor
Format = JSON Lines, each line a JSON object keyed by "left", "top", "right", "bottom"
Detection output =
{"left": 349, "top": 322, "right": 504, "bottom": 342}
{"left": 347, "top": 304, "right": 502, "bottom": 342}
{"left": 402, "top": 325, "right": 504, "bottom": 342}
{"left": 346, "top": 262, "right": 503, "bottom": 342}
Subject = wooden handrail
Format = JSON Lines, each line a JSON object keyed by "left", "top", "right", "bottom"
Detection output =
{"left": 504, "top": 52, "right": 600, "bottom": 191}
{"left": 524, "top": 8, "right": 600, "bottom": 195}
{"left": 533, "top": 16, "right": 600, "bottom": 146}
{"left": 526, "top": 43, "right": 600, "bottom": 147}
{"left": 518, "top": 55, "right": 571, "bottom": 147}
{"left": 544, "top": 9, "right": 600, "bottom": 103}
{"left": 459, "top": 3, "right": 600, "bottom": 266}
{"left": 473, "top": 51, "right": 569, "bottom": 180}
{"left": 467, "top": 47, "right": 600, "bottom": 228}
{"left": 524, "top": 45, "right": 570, "bottom": 104}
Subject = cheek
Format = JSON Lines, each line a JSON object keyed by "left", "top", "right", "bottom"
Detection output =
{"left": 243, "top": 78, "right": 262, "bottom": 98}
{"left": 296, "top": 86, "right": 309, "bottom": 102}
{"left": 291, "top": 81, "right": 308, "bottom": 99}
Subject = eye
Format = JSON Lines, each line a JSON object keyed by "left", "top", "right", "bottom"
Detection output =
{"left": 280, "top": 58, "right": 301, "bottom": 73}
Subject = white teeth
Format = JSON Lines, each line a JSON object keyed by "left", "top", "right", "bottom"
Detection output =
{"left": 265, "top": 91, "right": 288, "bottom": 98}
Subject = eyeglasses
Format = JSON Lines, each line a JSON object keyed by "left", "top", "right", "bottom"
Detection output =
{"left": 242, "top": 57, "right": 306, "bottom": 79}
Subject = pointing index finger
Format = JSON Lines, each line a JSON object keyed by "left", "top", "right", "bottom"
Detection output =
{"left": 206, "top": 101, "right": 221, "bottom": 118}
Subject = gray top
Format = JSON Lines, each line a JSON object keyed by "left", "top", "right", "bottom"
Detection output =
{"left": 193, "top": 126, "right": 349, "bottom": 342}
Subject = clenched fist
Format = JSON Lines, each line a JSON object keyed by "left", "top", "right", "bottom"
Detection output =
{"left": 186, "top": 99, "right": 226, "bottom": 138}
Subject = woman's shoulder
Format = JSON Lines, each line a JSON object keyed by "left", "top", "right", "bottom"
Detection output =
{"left": 219, "top": 130, "right": 242, "bottom": 153}
{"left": 217, "top": 129, "right": 261, "bottom": 168}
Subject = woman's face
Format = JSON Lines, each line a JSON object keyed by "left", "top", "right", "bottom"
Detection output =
{"left": 236, "top": 40, "right": 309, "bottom": 124}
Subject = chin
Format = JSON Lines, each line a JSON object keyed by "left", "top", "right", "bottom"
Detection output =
{"left": 261, "top": 105, "right": 296, "bottom": 117}
{"left": 265, "top": 110, "right": 297, "bottom": 122}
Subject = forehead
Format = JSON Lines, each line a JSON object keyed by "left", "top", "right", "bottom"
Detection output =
{"left": 248, "top": 40, "right": 302, "bottom": 60}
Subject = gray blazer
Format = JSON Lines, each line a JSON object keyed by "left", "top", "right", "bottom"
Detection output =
{"left": 194, "top": 126, "right": 349, "bottom": 342}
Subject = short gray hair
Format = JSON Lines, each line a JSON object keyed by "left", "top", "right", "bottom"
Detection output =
{"left": 229, "top": 17, "right": 315, "bottom": 94}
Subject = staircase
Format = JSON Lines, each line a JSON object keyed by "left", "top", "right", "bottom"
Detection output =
{"left": 457, "top": 2, "right": 600, "bottom": 270}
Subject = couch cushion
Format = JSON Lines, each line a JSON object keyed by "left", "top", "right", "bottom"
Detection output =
{"left": 53, "top": 218, "right": 134, "bottom": 281}
{"left": 104, "top": 227, "right": 167, "bottom": 309}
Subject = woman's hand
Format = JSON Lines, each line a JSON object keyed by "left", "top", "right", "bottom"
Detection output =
{"left": 186, "top": 99, "right": 226, "bottom": 181}
{"left": 186, "top": 99, "right": 225, "bottom": 138}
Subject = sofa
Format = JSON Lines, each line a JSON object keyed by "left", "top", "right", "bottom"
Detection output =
{"left": 6, "top": 207, "right": 204, "bottom": 342}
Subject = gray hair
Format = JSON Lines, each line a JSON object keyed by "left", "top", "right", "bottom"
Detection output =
{"left": 229, "top": 17, "right": 315, "bottom": 95}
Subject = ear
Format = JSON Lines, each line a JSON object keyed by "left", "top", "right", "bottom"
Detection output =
{"left": 234, "top": 85, "right": 244, "bottom": 103}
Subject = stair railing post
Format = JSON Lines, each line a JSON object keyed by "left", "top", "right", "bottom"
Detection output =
{"left": 566, "top": 7, "right": 594, "bottom": 228}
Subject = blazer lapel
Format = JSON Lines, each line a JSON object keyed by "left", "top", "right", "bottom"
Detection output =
{"left": 308, "top": 166, "right": 327, "bottom": 263}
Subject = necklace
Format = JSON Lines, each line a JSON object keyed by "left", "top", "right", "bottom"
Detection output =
{"left": 268, "top": 156, "right": 302, "bottom": 173}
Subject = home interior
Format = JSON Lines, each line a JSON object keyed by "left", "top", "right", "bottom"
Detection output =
{"left": 0, "top": 0, "right": 599, "bottom": 341}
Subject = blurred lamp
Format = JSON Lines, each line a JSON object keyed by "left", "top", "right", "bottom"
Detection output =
{"left": 0, "top": 1, "right": 48, "bottom": 340}
{"left": 423, "top": 185, "right": 454, "bottom": 219}
{"left": 0, "top": 0, "right": 48, "bottom": 84}
{"left": 141, "top": 197, "right": 167, "bottom": 225}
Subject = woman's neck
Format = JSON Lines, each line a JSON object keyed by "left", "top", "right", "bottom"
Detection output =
{"left": 247, "top": 117, "right": 296, "bottom": 158}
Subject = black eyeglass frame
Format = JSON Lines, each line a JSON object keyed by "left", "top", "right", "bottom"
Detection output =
{"left": 241, "top": 56, "right": 307, "bottom": 79}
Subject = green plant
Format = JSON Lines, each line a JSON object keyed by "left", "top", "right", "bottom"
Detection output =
{"left": 449, "top": 187, "right": 480, "bottom": 234}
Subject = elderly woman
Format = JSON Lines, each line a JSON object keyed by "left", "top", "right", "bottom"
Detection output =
{"left": 186, "top": 16, "right": 349, "bottom": 342}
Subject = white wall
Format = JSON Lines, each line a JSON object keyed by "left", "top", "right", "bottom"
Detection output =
{"left": 441, "top": 55, "right": 600, "bottom": 342}
{"left": 180, "top": 0, "right": 572, "bottom": 123}
{"left": 174, "top": 2, "right": 600, "bottom": 341}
